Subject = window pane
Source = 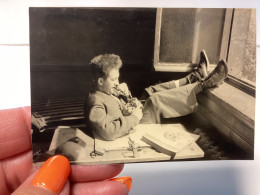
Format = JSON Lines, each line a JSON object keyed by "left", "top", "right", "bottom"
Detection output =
{"left": 228, "top": 9, "right": 256, "bottom": 85}
{"left": 159, "top": 8, "right": 226, "bottom": 64}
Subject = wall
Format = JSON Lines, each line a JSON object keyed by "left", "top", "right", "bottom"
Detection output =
{"left": 30, "top": 8, "right": 157, "bottom": 101}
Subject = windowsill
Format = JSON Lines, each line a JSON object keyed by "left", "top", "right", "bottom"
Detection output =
{"left": 203, "top": 82, "right": 255, "bottom": 123}
{"left": 154, "top": 63, "right": 217, "bottom": 72}
{"left": 197, "top": 82, "right": 255, "bottom": 155}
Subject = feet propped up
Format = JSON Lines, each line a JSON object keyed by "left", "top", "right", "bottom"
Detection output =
{"left": 187, "top": 50, "right": 209, "bottom": 83}
{"left": 200, "top": 59, "right": 228, "bottom": 90}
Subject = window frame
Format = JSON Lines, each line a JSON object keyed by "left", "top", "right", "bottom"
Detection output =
{"left": 153, "top": 8, "right": 233, "bottom": 72}
{"left": 153, "top": 8, "right": 256, "bottom": 96}
{"left": 225, "top": 8, "right": 256, "bottom": 96}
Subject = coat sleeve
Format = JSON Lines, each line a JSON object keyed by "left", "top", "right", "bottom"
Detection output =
{"left": 89, "top": 103, "right": 140, "bottom": 141}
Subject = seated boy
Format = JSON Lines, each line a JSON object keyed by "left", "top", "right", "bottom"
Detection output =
{"left": 85, "top": 52, "right": 228, "bottom": 141}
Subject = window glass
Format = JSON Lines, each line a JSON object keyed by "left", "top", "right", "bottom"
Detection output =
{"left": 159, "top": 8, "right": 226, "bottom": 64}
{"left": 228, "top": 9, "right": 256, "bottom": 85}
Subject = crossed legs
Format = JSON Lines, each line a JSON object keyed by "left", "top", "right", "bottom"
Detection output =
{"left": 140, "top": 50, "right": 228, "bottom": 124}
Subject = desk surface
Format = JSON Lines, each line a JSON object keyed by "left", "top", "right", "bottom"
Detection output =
{"left": 37, "top": 124, "right": 204, "bottom": 165}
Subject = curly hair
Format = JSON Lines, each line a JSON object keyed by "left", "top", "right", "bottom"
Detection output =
{"left": 90, "top": 54, "right": 122, "bottom": 91}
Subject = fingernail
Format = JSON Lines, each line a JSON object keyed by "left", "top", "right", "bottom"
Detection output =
{"left": 108, "top": 176, "right": 132, "bottom": 191}
{"left": 31, "top": 155, "right": 70, "bottom": 194}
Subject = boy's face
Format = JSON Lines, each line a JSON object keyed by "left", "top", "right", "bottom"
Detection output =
{"left": 98, "top": 68, "right": 120, "bottom": 95}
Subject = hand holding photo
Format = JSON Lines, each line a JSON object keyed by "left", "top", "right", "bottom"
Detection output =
{"left": 31, "top": 7, "right": 255, "bottom": 165}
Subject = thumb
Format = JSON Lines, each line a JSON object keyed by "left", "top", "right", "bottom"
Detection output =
{"left": 12, "top": 155, "right": 70, "bottom": 195}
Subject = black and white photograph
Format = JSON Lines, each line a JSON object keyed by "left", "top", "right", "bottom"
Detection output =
{"left": 30, "top": 7, "right": 256, "bottom": 165}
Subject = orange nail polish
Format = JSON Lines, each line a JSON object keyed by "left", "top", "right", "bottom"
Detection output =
{"left": 109, "top": 176, "right": 132, "bottom": 191}
{"left": 31, "top": 155, "right": 70, "bottom": 194}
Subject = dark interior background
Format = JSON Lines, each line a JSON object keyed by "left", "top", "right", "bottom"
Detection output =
{"left": 30, "top": 7, "right": 187, "bottom": 102}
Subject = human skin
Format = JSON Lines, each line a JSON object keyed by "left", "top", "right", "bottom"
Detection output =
{"left": 0, "top": 107, "right": 128, "bottom": 195}
{"left": 98, "top": 68, "right": 120, "bottom": 95}
{"left": 97, "top": 68, "right": 143, "bottom": 120}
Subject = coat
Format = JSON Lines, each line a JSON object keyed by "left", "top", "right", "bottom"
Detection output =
{"left": 85, "top": 91, "right": 139, "bottom": 141}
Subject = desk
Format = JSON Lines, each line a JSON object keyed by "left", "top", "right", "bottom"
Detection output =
{"left": 36, "top": 124, "right": 204, "bottom": 165}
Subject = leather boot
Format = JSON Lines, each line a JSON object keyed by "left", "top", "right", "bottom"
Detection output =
{"left": 187, "top": 50, "right": 209, "bottom": 83}
{"left": 200, "top": 59, "right": 228, "bottom": 90}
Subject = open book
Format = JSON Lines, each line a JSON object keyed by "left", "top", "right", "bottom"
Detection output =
{"left": 94, "top": 124, "right": 204, "bottom": 159}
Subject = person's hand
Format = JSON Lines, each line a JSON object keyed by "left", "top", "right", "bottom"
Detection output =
{"left": 131, "top": 105, "right": 143, "bottom": 121}
{"left": 122, "top": 98, "right": 143, "bottom": 116}
{"left": 0, "top": 107, "right": 130, "bottom": 195}
{"left": 130, "top": 98, "right": 143, "bottom": 109}
{"left": 122, "top": 105, "right": 134, "bottom": 116}
{"left": 112, "top": 83, "right": 131, "bottom": 97}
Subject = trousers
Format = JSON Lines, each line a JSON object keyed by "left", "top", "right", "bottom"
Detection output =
{"left": 140, "top": 81, "right": 200, "bottom": 124}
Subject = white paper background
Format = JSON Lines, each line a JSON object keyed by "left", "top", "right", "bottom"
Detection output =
{"left": 0, "top": 1, "right": 259, "bottom": 194}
